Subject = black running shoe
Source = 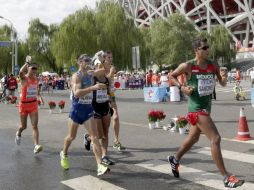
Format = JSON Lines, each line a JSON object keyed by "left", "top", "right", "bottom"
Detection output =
{"left": 101, "top": 156, "right": 115, "bottom": 166}
{"left": 167, "top": 156, "right": 180, "bottom": 178}
{"left": 224, "top": 175, "right": 245, "bottom": 188}
{"left": 84, "top": 134, "right": 91, "bottom": 151}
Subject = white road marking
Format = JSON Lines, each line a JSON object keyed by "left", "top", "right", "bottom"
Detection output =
{"left": 61, "top": 175, "right": 126, "bottom": 190}
{"left": 193, "top": 147, "right": 254, "bottom": 164}
{"left": 137, "top": 159, "right": 253, "bottom": 190}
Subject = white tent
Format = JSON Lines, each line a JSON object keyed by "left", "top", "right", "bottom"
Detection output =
{"left": 41, "top": 71, "right": 58, "bottom": 77}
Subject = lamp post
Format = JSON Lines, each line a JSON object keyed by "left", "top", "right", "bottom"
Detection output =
{"left": 0, "top": 16, "right": 18, "bottom": 75}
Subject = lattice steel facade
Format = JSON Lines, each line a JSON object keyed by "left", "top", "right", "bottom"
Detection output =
{"left": 117, "top": 0, "right": 254, "bottom": 48}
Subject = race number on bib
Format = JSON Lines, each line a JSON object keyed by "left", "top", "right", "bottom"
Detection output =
{"left": 96, "top": 89, "right": 108, "bottom": 103}
{"left": 78, "top": 93, "right": 93, "bottom": 104}
{"left": 198, "top": 78, "right": 215, "bottom": 97}
{"left": 26, "top": 86, "right": 37, "bottom": 99}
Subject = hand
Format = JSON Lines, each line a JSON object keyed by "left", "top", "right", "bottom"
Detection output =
{"left": 181, "top": 86, "right": 194, "bottom": 96}
{"left": 93, "top": 83, "right": 107, "bottom": 90}
{"left": 110, "top": 66, "right": 116, "bottom": 74}
{"left": 26, "top": 55, "right": 32, "bottom": 63}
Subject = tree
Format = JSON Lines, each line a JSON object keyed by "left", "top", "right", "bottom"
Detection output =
{"left": 208, "top": 26, "right": 235, "bottom": 65}
{"left": 140, "top": 27, "right": 152, "bottom": 70}
{"left": 148, "top": 13, "right": 198, "bottom": 67}
{"left": 95, "top": 0, "right": 144, "bottom": 70}
{"left": 17, "top": 41, "right": 29, "bottom": 68}
{"left": 0, "top": 25, "right": 12, "bottom": 74}
{"left": 27, "top": 18, "right": 58, "bottom": 72}
{"left": 52, "top": 0, "right": 143, "bottom": 71}
{"left": 51, "top": 7, "right": 98, "bottom": 70}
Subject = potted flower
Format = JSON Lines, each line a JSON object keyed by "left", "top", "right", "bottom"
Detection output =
{"left": 155, "top": 110, "right": 166, "bottom": 128}
{"left": 48, "top": 101, "right": 56, "bottom": 113}
{"left": 148, "top": 110, "right": 158, "bottom": 129}
{"left": 58, "top": 100, "right": 65, "bottom": 113}
{"left": 176, "top": 116, "right": 188, "bottom": 135}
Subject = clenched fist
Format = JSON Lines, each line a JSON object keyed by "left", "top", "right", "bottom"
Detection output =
{"left": 181, "top": 86, "right": 194, "bottom": 96}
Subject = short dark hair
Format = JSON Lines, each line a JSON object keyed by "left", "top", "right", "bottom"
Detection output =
{"left": 192, "top": 38, "right": 207, "bottom": 50}
{"left": 77, "top": 54, "right": 92, "bottom": 63}
{"left": 103, "top": 51, "right": 112, "bottom": 58}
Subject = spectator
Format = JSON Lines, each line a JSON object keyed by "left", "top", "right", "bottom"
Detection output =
{"left": 160, "top": 71, "right": 169, "bottom": 89}
{"left": 250, "top": 69, "right": 254, "bottom": 88}
{"left": 7, "top": 74, "right": 17, "bottom": 98}
{"left": 151, "top": 72, "right": 159, "bottom": 87}
{"left": 146, "top": 70, "right": 153, "bottom": 87}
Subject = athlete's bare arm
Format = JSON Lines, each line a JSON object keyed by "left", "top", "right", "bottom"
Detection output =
{"left": 171, "top": 62, "right": 193, "bottom": 96}
{"left": 19, "top": 62, "right": 29, "bottom": 80}
{"left": 71, "top": 73, "right": 106, "bottom": 98}
{"left": 87, "top": 68, "right": 106, "bottom": 77}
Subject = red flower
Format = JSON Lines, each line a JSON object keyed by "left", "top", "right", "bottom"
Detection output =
{"left": 148, "top": 110, "right": 166, "bottom": 122}
{"left": 58, "top": 100, "right": 65, "bottom": 109}
{"left": 48, "top": 101, "right": 56, "bottom": 109}
{"left": 176, "top": 115, "right": 188, "bottom": 128}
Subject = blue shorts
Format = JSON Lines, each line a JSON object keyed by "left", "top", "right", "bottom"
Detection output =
{"left": 69, "top": 104, "right": 94, "bottom": 125}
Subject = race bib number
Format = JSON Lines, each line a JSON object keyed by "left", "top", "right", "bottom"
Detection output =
{"left": 78, "top": 92, "right": 93, "bottom": 104}
{"left": 198, "top": 78, "right": 215, "bottom": 97}
{"left": 96, "top": 89, "right": 108, "bottom": 103}
{"left": 26, "top": 85, "right": 37, "bottom": 99}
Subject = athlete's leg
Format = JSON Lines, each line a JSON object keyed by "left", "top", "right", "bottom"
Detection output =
{"left": 63, "top": 119, "right": 79, "bottom": 155}
{"left": 85, "top": 118, "right": 102, "bottom": 164}
{"left": 196, "top": 114, "right": 228, "bottom": 176}
{"left": 175, "top": 125, "right": 201, "bottom": 161}
{"left": 112, "top": 106, "right": 120, "bottom": 143}
{"left": 17, "top": 114, "right": 28, "bottom": 136}
{"left": 29, "top": 112, "right": 39, "bottom": 145}
{"left": 101, "top": 114, "right": 111, "bottom": 157}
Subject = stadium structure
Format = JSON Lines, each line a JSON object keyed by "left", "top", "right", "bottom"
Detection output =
{"left": 117, "top": 0, "right": 254, "bottom": 50}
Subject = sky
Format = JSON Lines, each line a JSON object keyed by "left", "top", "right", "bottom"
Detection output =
{"left": 0, "top": 0, "right": 99, "bottom": 40}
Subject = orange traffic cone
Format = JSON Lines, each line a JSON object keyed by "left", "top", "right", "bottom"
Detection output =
{"left": 235, "top": 107, "right": 252, "bottom": 141}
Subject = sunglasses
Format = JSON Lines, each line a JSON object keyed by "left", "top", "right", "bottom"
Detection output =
{"left": 198, "top": 46, "right": 209, "bottom": 51}
{"left": 79, "top": 54, "right": 92, "bottom": 62}
{"left": 84, "top": 58, "right": 92, "bottom": 63}
{"left": 31, "top": 67, "right": 37, "bottom": 70}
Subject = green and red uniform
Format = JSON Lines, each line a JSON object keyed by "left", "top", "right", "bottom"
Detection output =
{"left": 187, "top": 59, "right": 216, "bottom": 125}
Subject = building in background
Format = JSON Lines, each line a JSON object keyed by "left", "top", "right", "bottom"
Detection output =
{"left": 117, "top": 0, "right": 254, "bottom": 59}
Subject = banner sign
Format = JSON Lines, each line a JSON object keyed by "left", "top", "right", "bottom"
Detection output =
{"left": 251, "top": 88, "right": 254, "bottom": 107}
{"left": 126, "top": 79, "right": 143, "bottom": 89}
{"left": 143, "top": 87, "right": 167, "bottom": 102}
{"left": 0, "top": 41, "right": 11, "bottom": 47}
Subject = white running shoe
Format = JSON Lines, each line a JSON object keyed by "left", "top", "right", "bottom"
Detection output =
{"left": 34, "top": 145, "right": 43, "bottom": 154}
{"left": 15, "top": 132, "right": 21, "bottom": 145}
{"left": 97, "top": 163, "right": 110, "bottom": 176}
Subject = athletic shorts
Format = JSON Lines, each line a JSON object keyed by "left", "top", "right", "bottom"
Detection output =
{"left": 187, "top": 110, "right": 210, "bottom": 126}
{"left": 69, "top": 104, "right": 94, "bottom": 125}
{"left": 19, "top": 101, "right": 38, "bottom": 116}
{"left": 93, "top": 102, "right": 110, "bottom": 119}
